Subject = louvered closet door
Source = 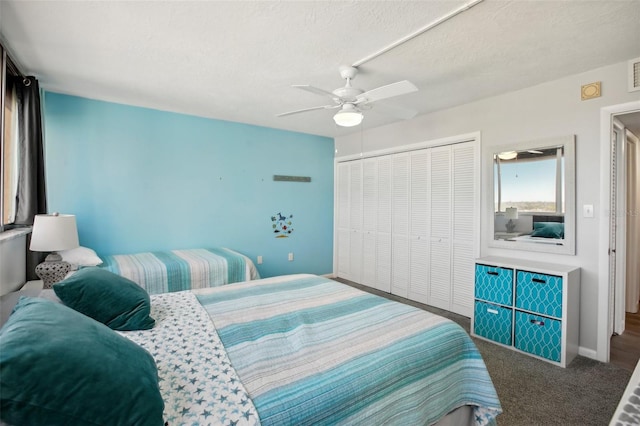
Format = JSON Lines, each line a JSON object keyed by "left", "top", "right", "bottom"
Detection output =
{"left": 361, "top": 158, "right": 378, "bottom": 288}
{"left": 429, "top": 146, "right": 452, "bottom": 311}
{"left": 336, "top": 162, "right": 350, "bottom": 278}
{"left": 392, "top": 153, "right": 410, "bottom": 298}
{"left": 376, "top": 156, "right": 393, "bottom": 293}
{"left": 349, "top": 161, "right": 363, "bottom": 283}
{"left": 450, "top": 142, "right": 477, "bottom": 317}
{"left": 409, "top": 149, "right": 430, "bottom": 304}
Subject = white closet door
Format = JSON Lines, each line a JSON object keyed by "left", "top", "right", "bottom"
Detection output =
{"left": 349, "top": 161, "right": 363, "bottom": 283}
{"left": 451, "top": 142, "right": 477, "bottom": 317}
{"left": 409, "top": 150, "right": 430, "bottom": 304}
{"left": 376, "top": 156, "right": 393, "bottom": 293}
{"left": 392, "top": 153, "right": 410, "bottom": 298}
{"left": 361, "top": 158, "right": 378, "bottom": 287}
{"left": 336, "top": 162, "right": 350, "bottom": 277}
{"left": 429, "top": 146, "right": 452, "bottom": 311}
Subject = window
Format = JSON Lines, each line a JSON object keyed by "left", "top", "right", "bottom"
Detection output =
{"left": 1, "top": 45, "right": 21, "bottom": 229}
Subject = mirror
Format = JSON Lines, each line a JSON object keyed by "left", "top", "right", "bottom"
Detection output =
{"left": 489, "top": 135, "right": 575, "bottom": 255}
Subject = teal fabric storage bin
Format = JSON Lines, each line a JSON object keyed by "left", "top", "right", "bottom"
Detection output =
{"left": 474, "top": 301, "right": 513, "bottom": 346}
{"left": 475, "top": 264, "right": 513, "bottom": 306}
{"left": 514, "top": 311, "right": 561, "bottom": 362}
{"left": 516, "top": 271, "right": 562, "bottom": 318}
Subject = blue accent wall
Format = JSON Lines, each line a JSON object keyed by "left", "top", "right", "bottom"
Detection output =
{"left": 43, "top": 92, "right": 335, "bottom": 277}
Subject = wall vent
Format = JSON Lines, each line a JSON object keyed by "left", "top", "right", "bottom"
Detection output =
{"left": 629, "top": 57, "right": 640, "bottom": 93}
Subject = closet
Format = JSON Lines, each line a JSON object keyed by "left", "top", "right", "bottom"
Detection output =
{"left": 335, "top": 140, "right": 478, "bottom": 317}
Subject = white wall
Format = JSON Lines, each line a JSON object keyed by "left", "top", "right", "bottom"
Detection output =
{"left": 335, "top": 60, "right": 640, "bottom": 355}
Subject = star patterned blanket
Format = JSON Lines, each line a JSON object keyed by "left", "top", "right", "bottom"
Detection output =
{"left": 119, "top": 291, "right": 260, "bottom": 426}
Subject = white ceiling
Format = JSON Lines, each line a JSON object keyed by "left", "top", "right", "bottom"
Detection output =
{"left": 1, "top": 0, "right": 639, "bottom": 138}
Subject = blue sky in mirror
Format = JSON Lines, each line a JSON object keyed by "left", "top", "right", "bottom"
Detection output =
{"left": 495, "top": 157, "right": 565, "bottom": 207}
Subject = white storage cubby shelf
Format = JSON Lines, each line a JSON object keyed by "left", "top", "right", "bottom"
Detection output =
{"left": 472, "top": 256, "right": 580, "bottom": 368}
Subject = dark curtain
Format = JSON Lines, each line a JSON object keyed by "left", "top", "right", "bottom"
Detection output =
{"left": 12, "top": 76, "right": 47, "bottom": 280}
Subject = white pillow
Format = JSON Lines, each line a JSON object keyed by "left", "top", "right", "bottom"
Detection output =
{"left": 59, "top": 246, "right": 103, "bottom": 270}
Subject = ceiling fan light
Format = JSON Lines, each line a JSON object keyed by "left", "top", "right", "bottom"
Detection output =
{"left": 497, "top": 151, "right": 518, "bottom": 160}
{"left": 333, "top": 110, "right": 363, "bottom": 127}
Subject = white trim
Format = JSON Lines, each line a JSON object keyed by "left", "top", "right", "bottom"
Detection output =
{"left": 335, "top": 131, "right": 480, "bottom": 163}
{"left": 597, "top": 100, "right": 640, "bottom": 363}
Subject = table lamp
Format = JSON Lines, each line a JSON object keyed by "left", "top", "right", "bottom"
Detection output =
{"left": 505, "top": 207, "right": 518, "bottom": 233}
{"left": 30, "top": 213, "right": 79, "bottom": 288}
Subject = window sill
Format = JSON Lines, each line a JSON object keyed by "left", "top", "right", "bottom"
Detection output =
{"left": 0, "top": 227, "right": 32, "bottom": 243}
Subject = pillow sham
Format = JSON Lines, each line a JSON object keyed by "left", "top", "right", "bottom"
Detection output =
{"left": 531, "top": 221, "right": 564, "bottom": 239}
{"left": 59, "top": 246, "right": 103, "bottom": 269}
{"left": 53, "top": 267, "right": 155, "bottom": 331}
{"left": 0, "top": 297, "right": 164, "bottom": 426}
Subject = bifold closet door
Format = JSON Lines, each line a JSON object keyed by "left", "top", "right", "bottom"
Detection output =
{"left": 450, "top": 143, "right": 477, "bottom": 317}
{"left": 376, "top": 156, "right": 392, "bottom": 293}
{"left": 409, "top": 149, "right": 430, "bottom": 304}
{"left": 336, "top": 162, "right": 350, "bottom": 279}
{"left": 429, "top": 146, "right": 452, "bottom": 311}
{"left": 362, "top": 158, "right": 378, "bottom": 287}
{"left": 391, "top": 153, "right": 410, "bottom": 298}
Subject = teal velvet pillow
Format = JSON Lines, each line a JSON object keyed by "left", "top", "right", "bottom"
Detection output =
{"left": 531, "top": 222, "right": 565, "bottom": 238}
{"left": 53, "top": 267, "right": 155, "bottom": 331}
{"left": 0, "top": 297, "right": 164, "bottom": 426}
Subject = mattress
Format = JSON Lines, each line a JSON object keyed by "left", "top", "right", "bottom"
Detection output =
{"left": 120, "top": 274, "right": 502, "bottom": 425}
{"left": 100, "top": 247, "right": 260, "bottom": 294}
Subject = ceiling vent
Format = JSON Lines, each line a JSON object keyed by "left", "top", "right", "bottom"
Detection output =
{"left": 629, "top": 57, "right": 640, "bottom": 92}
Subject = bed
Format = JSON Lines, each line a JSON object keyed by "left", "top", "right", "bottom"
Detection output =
{"left": 510, "top": 215, "right": 565, "bottom": 245}
{"left": 0, "top": 273, "right": 501, "bottom": 426}
{"left": 610, "top": 359, "right": 640, "bottom": 426}
{"left": 100, "top": 247, "right": 260, "bottom": 294}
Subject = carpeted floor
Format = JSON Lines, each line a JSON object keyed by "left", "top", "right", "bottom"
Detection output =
{"left": 336, "top": 279, "right": 633, "bottom": 425}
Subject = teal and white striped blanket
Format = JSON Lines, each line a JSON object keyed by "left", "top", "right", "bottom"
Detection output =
{"left": 196, "top": 274, "right": 502, "bottom": 425}
{"left": 101, "top": 247, "right": 259, "bottom": 294}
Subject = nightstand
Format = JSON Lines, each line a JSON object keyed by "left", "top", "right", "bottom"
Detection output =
{"left": 23, "top": 280, "right": 44, "bottom": 291}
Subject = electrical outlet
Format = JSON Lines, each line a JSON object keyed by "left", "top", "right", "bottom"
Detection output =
{"left": 583, "top": 204, "right": 594, "bottom": 218}
{"left": 288, "top": 252, "right": 294, "bottom": 261}
{"left": 257, "top": 255, "right": 263, "bottom": 264}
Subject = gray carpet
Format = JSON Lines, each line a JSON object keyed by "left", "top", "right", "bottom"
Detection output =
{"left": 336, "top": 279, "right": 633, "bottom": 425}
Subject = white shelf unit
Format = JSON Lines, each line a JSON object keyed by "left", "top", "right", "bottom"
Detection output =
{"left": 472, "top": 255, "right": 580, "bottom": 367}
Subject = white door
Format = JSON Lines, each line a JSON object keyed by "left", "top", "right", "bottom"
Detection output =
{"left": 336, "top": 162, "right": 350, "bottom": 278}
{"left": 391, "top": 153, "right": 410, "bottom": 298}
{"left": 450, "top": 142, "right": 477, "bottom": 317}
{"left": 377, "top": 156, "right": 393, "bottom": 293}
{"left": 429, "top": 146, "right": 452, "bottom": 311}
{"left": 349, "top": 161, "right": 363, "bottom": 284}
{"left": 362, "top": 158, "right": 378, "bottom": 287}
{"left": 409, "top": 149, "right": 430, "bottom": 304}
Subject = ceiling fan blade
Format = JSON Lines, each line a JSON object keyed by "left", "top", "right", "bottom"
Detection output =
{"left": 293, "top": 85, "right": 337, "bottom": 99}
{"left": 371, "top": 102, "right": 418, "bottom": 120}
{"left": 357, "top": 80, "right": 418, "bottom": 103}
{"left": 276, "top": 104, "right": 338, "bottom": 117}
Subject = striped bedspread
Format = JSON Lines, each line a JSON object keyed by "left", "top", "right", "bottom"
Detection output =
{"left": 196, "top": 274, "right": 502, "bottom": 426}
{"left": 101, "top": 247, "right": 259, "bottom": 294}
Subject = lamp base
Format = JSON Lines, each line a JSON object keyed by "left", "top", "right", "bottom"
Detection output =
{"left": 35, "top": 258, "right": 72, "bottom": 289}
{"left": 505, "top": 219, "right": 516, "bottom": 233}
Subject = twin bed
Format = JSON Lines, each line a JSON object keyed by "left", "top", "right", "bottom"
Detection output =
{"left": 1, "top": 248, "right": 502, "bottom": 426}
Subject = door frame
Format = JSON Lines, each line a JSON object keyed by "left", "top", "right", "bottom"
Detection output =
{"left": 597, "top": 100, "right": 640, "bottom": 362}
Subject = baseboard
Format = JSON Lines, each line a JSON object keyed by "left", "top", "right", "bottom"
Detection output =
{"left": 578, "top": 346, "right": 598, "bottom": 360}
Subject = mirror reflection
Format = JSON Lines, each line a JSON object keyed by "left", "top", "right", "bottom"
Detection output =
{"left": 494, "top": 146, "right": 565, "bottom": 243}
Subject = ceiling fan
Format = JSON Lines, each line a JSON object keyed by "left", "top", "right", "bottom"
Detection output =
{"left": 277, "top": 66, "right": 419, "bottom": 127}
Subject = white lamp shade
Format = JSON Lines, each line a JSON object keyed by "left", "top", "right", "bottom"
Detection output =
{"left": 333, "top": 110, "right": 363, "bottom": 127}
{"left": 505, "top": 207, "right": 518, "bottom": 220}
{"left": 30, "top": 214, "right": 79, "bottom": 252}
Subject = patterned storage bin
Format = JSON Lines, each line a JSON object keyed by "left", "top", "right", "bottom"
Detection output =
{"left": 514, "top": 311, "right": 561, "bottom": 362}
{"left": 475, "top": 264, "right": 513, "bottom": 306}
{"left": 474, "top": 301, "right": 513, "bottom": 346}
{"left": 515, "top": 271, "right": 563, "bottom": 318}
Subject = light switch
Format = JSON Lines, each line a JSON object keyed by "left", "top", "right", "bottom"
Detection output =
{"left": 583, "top": 204, "right": 594, "bottom": 218}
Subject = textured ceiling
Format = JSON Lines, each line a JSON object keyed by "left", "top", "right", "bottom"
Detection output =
{"left": 1, "top": 0, "right": 639, "bottom": 138}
